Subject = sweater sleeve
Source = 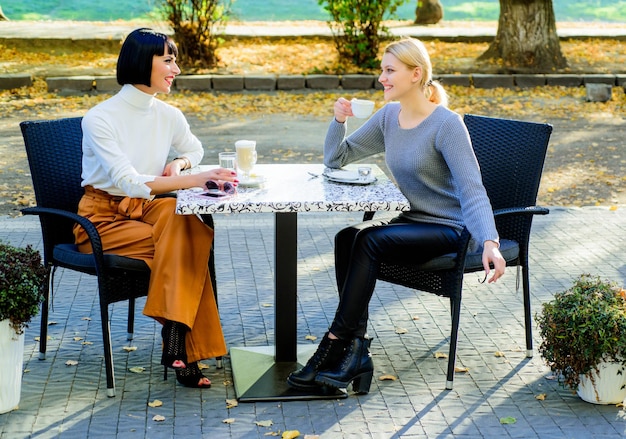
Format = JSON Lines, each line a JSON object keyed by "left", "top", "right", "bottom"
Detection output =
{"left": 436, "top": 114, "right": 499, "bottom": 247}
{"left": 323, "top": 109, "right": 387, "bottom": 168}
{"left": 169, "top": 107, "right": 203, "bottom": 167}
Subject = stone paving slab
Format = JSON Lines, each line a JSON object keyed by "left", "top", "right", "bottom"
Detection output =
{"left": 0, "top": 206, "right": 625, "bottom": 438}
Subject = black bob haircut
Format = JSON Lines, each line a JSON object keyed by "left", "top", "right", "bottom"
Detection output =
{"left": 116, "top": 28, "right": 178, "bottom": 86}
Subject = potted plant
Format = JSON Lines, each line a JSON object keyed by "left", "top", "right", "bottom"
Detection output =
{"left": 0, "top": 240, "right": 46, "bottom": 414}
{"left": 536, "top": 274, "right": 626, "bottom": 404}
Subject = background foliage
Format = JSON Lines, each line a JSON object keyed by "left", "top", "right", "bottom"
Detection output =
{"left": 2, "top": 0, "right": 626, "bottom": 22}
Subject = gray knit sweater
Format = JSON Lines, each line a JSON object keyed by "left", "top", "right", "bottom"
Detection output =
{"left": 324, "top": 103, "right": 499, "bottom": 248}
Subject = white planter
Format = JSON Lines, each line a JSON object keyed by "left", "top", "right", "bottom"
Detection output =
{"left": 577, "top": 361, "right": 626, "bottom": 404}
{"left": 0, "top": 319, "right": 25, "bottom": 414}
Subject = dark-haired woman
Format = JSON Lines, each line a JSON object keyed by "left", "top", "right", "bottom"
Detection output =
{"left": 74, "top": 28, "right": 237, "bottom": 388}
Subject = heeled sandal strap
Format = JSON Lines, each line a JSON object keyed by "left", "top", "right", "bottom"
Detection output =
{"left": 161, "top": 320, "right": 189, "bottom": 369}
{"left": 176, "top": 362, "right": 212, "bottom": 388}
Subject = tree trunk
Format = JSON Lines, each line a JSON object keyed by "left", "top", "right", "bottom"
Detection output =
{"left": 479, "top": 0, "right": 567, "bottom": 72}
{"left": 414, "top": 0, "right": 443, "bottom": 25}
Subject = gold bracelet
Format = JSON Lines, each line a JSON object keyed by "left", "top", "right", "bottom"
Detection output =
{"left": 175, "top": 157, "right": 190, "bottom": 170}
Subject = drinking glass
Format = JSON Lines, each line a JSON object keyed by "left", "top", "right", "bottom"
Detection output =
{"left": 358, "top": 166, "right": 372, "bottom": 182}
{"left": 235, "top": 140, "right": 257, "bottom": 181}
{"left": 218, "top": 152, "right": 237, "bottom": 171}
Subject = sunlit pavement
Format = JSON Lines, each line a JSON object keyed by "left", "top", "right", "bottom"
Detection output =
{"left": 0, "top": 207, "right": 624, "bottom": 438}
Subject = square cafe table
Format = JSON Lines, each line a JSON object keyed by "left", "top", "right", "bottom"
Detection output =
{"left": 176, "top": 163, "right": 409, "bottom": 401}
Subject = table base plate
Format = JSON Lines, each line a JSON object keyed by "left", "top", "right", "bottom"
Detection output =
{"left": 231, "top": 345, "right": 349, "bottom": 402}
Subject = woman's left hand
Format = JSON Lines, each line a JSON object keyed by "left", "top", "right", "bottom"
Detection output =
{"left": 481, "top": 240, "right": 505, "bottom": 283}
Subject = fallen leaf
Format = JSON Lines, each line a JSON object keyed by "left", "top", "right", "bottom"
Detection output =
{"left": 255, "top": 420, "right": 273, "bottom": 427}
{"left": 304, "top": 334, "right": 317, "bottom": 341}
{"left": 148, "top": 399, "right": 163, "bottom": 407}
{"left": 73, "top": 337, "right": 83, "bottom": 341}
{"left": 223, "top": 418, "right": 236, "bottom": 424}
{"left": 122, "top": 346, "right": 137, "bottom": 352}
{"left": 282, "top": 430, "right": 300, "bottom": 439}
{"left": 494, "top": 351, "right": 506, "bottom": 357}
{"left": 434, "top": 352, "right": 448, "bottom": 359}
{"left": 500, "top": 416, "right": 517, "bottom": 424}
{"left": 535, "top": 393, "right": 547, "bottom": 401}
{"left": 261, "top": 303, "right": 272, "bottom": 307}
{"left": 82, "top": 341, "right": 93, "bottom": 345}
{"left": 455, "top": 366, "right": 469, "bottom": 373}
{"left": 411, "top": 315, "right": 420, "bottom": 320}
{"left": 65, "top": 360, "right": 78, "bottom": 366}
{"left": 198, "top": 362, "right": 209, "bottom": 370}
{"left": 129, "top": 366, "right": 145, "bottom": 373}
{"left": 81, "top": 317, "right": 91, "bottom": 321}
{"left": 226, "top": 398, "right": 238, "bottom": 409}
{"left": 223, "top": 380, "right": 233, "bottom": 386}
{"left": 395, "top": 327, "right": 408, "bottom": 334}
{"left": 153, "top": 415, "right": 166, "bottom": 422}
{"left": 379, "top": 374, "right": 397, "bottom": 381}
{"left": 48, "top": 321, "right": 57, "bottom": 325}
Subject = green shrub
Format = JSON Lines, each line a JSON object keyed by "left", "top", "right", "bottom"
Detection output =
{"left": 319, "top": 0, "right": 407, "bottom": 69}
{"left": 160, "top": 0, "right": 233, "bottom": 69}
{"left": 536, "top": 274, "right": 626, "bottom": 391}
{"left": 0, "top": 241, "right": 46, "bottom": 335}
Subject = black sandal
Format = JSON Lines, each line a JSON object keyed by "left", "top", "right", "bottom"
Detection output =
{"left": 161, "top": 320, "right": 188, "bottom": 379}
{"left": 175, "top": 362, "right": 212, "bottom": 388}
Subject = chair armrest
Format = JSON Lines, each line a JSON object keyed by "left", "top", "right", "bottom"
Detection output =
{"left": 21, "top": 206, "right": 107, "bottom": 273}
{"left": 493, "top": 206, "right": 549, "bottom": 218}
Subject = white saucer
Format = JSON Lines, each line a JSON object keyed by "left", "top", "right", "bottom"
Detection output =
{"left": 238, "top": 175, "right": 267, "bottom": 187}
{"left": 323, "top": 169, "right": 377, "bottom": 185}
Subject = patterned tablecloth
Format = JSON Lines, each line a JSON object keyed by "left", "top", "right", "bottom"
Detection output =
{"left": 175, "top": 163, "right": 410, "bottom": 215}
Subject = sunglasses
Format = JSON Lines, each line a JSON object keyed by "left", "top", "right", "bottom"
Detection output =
{"left": 204, "top": 180, "right": 237, "bottom": 198}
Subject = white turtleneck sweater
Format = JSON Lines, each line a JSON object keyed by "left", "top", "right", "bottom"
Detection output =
{"left": 81, "top": 84, "right": 203, "bottom": 199}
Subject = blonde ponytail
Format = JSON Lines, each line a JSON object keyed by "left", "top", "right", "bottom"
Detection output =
{"left": 426, "top": 79, "right": 448, "bottom": 107}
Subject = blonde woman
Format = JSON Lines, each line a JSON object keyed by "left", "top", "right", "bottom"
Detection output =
{"left": 288, "top": 38, "right": 505, "bottom": 394}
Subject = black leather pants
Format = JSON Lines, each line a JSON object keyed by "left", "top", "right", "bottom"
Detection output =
{"left": 329, "top": 216, "right": 459, "bottom": 340}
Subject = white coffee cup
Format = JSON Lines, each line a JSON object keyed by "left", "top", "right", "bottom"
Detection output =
{"left": 351, "top": 99, "right": 375, "bottom": 118}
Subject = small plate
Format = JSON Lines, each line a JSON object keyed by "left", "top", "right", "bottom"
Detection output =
{"left": 323, "top": 169, "right": 377, "bottom": 185}
{"left": 238, "top": 175, "right": 267, "bottom": 187}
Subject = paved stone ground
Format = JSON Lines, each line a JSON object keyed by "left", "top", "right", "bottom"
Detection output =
{"left": 0, "top": 207, "right": 625, "bottom": 438}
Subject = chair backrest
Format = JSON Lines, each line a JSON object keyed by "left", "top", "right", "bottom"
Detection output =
{"left": 463, "top": 114, "right": 552, "bottom": 248}
{"left": 20, "top": 117, "right": 84, "bottom": 260}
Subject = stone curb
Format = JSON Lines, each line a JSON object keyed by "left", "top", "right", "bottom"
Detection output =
{"left": 2, "top": 73, "right": 626, "bottom": 93}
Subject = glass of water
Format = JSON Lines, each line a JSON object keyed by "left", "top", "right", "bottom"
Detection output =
{"left": 358, "top": 166, "right": 372, "bottom": 182}
{"left": 218, "top": 152, "right": 237, "bottom": 171}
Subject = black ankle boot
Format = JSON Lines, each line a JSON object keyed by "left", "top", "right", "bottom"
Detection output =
{"left": 287, "top": 333, "right": 348, "bottom": 390}
{"left": 315, "top": 336, "right": 374, "bottom": 394}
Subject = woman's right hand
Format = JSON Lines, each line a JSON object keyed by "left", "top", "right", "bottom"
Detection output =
{"left": 334, "top": 97, "right": 353, "bottom": 123}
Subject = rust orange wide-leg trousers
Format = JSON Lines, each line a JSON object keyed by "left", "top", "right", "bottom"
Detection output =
{"left": 73, "top": 186, "right": 226, "bottom": 363}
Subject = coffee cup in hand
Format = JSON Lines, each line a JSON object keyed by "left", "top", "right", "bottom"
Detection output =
{"left": 351, "top": 99, "right": 375, "bottom": 119}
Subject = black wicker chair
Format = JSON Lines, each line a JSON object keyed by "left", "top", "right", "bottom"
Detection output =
{"left": 367, "top": 114, "right": 552, "bottom": 390}
{"left": 20, "top": 117, "right": 220, "bottom": 397}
